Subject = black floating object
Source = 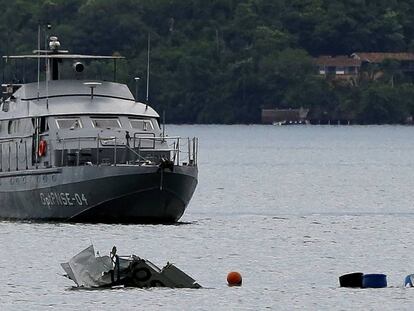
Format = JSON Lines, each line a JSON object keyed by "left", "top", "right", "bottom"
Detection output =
{"left": 339, "top": 272, "right": 363, "bottom": 288}
{"left": 362, "top": 274, "right": 387, "bottom": 288}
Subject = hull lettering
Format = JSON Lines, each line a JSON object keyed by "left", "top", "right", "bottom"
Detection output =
{"left": 40, "top": 192, "right": 89, "bottom": 207}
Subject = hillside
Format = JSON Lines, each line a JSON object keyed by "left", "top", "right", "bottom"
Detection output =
{"left": 1, "top": 0, "right": 414, "bottom": 124}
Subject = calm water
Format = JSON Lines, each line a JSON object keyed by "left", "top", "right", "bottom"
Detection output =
{"left": 2, "top": 125, "right": 414, "bottom": 310}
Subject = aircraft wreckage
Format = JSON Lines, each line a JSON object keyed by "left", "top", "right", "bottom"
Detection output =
{"left": 61, "top": 245, "right": 201, "bottom": 289}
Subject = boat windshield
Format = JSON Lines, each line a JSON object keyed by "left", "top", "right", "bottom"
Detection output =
{"left": 92, "top": 118, "right": 121, "bottom": 129}
{"left": 130, "top": 119, "right": 153, "bottom": 131}
{"left": 56, "top": 118, "right": 82, "bottom": 129}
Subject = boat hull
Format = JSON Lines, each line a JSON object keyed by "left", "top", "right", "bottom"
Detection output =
{"left": 0, "top": 165, "right": 197, "bottom": 223}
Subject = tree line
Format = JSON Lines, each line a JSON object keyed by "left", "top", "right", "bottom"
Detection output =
{"left": 1, "top": 0, "right": 414, "bottom": 124}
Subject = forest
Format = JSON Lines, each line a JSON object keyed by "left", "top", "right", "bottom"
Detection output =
{"left": 1, "top": 0, "right": 414, "bottom": 124}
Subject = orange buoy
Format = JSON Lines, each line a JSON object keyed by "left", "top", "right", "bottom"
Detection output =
{"left": 227, "top": 271, "right": 242, "bottom": 286}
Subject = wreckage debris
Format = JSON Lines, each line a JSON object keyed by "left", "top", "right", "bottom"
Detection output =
{"left": 405, "top": 274, "right": 414, "bottom": 287}
{"left": 61, "top": 245, "right": 201, "bottom": 289}
{"left": 339, "top": 272, "right": 387, "bottom": 288}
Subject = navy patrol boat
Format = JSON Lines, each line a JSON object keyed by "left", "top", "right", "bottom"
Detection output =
{"left": 0, "top": 36, "right": 198, "bottom": 223}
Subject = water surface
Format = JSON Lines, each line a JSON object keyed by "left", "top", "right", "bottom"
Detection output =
{"left": 2, "top": 125, "right": 414, "bottom": 310}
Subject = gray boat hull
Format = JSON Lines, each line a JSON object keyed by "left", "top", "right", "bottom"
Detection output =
{"left": 0, "top": 165, "right": 197, "bottom": 223}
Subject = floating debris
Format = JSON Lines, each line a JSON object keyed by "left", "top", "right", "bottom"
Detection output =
{"left": 362, "top": 274, "right": 387, "bottom": 288}
{"left": 339, "top": 272, "right": 387, "bottom": 288}
{"left": 339, "top": 272, "right": 363, "bottom": 288}
{"left": 61, "top": 245, "right": 201, "bottom": 289}
{"left": 405, "top": 274, "right": 414, "bottom": 287}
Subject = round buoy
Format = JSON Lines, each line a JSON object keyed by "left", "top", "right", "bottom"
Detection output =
{"left": 339, "top": 272, "right": 363, "bottom": 288}
{"left": 227, "top": 271, "right": 242, "bottom": 286}
{"left": 362, "top": 274, "right": 387, "bottom": 288}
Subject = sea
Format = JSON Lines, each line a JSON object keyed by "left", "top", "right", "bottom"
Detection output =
{"left": 1, "top": 125, "right": 414, "bottom": 310}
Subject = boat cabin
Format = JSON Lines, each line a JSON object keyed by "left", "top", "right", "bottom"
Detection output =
{"left": 0, "top": 36, "right": 197, "bottom": 172}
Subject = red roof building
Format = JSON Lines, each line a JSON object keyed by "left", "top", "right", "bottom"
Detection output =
{"left": 314, "top": 56, "right": 361, "bottom": 78}
{"left": 351, "top": 52, "right": 414, "bottom": 63}
{"left": 351, "top": 52, "right": 414, "bottom": 72}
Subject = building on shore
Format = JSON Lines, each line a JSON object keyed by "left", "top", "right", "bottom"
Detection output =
{"left": 315, "top": 52, "right": 414, "bottom": 83}
{"left": 261, "top": 107, "right": 309, "bottom": 124}
{"left": 351, "top": 52, "right": 414, "bottom": 73}
{"left": 314, "top": 55, "right": 361, "bottom": 82}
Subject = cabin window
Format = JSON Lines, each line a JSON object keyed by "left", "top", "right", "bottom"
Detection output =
{"left": 40, "top": 117, "right": 48, "bottom": 133}
{"left": 2, "top": 100, "right": 9, "bottom": 112}
{"left": 56, "top": 118, "right": 82, "bottom": 129}
{"left": 92, "top": 118, "right": 121, "bottom": 129}
{"left": 7, "top": 121, "right": 12, "bottom": 134}
{"left": 8, "top": 120, "right": 19, "bottom": 134}
{"left": 130, "top": 119, "right": 153, "bottom": 131}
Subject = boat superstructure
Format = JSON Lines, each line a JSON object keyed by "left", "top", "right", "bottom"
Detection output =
{"left": 0, "top": 36, "right": 198, "bottom": 223}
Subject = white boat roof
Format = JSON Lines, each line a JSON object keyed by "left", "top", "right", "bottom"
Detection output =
{"left": 0, "top": 80, "right": 159, "bottom": 120}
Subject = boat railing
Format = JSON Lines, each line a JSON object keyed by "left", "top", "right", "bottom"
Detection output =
{"left": 0, "top": 134, "right": 32, "bottom": 172}
{"left": 0, "top": 134, "right": 198, "bottom": 172}
{"left": 58, "top": 135, "right": 198, "bottom": 167}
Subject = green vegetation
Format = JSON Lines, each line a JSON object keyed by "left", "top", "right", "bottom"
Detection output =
{"left": 1, "top": 0, "right": 414, "bottom": 124}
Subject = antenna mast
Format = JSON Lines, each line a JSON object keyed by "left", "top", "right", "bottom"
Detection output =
{"left": 45, "top": 41, "right": 49, "bottom": 109}
{"left": 37, "top": 23, "right": 40, "bottom": 99}
{"left": 146, "top": 33, "right": 150, "bottom": 104}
